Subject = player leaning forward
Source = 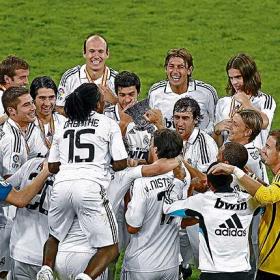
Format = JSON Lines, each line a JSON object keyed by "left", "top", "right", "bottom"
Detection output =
{"left": 37, "top": 83, "right": 128, "bottom": 280}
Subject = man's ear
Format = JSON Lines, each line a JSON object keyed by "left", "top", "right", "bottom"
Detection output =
{"left": 245, "top": 128, "right": 252, "bottom": 138}
{"left": 7, "top": 106, "right": 15, "bottom": 116}
{"left": 4, "top": 75, "right": 12, "bottom": 85}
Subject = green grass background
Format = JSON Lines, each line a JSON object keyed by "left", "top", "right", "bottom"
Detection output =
{"left": 1, "top": 0, "right": 279, "bottom": 279}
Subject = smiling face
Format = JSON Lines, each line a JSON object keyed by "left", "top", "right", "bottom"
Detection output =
{"left": 34, "top": 88, "right": 56, "bottom": 117}
{"left": 117, "top": 85, "right": 138, "bottom": 110}
{"left": 228, "top": 113, "right": 251, "bottom": 145}
{"left": 5, "top": 68, "right": 29, "bottom": 88}
{"left": 165, "top": 57, "right": 192, "bottom": 93}
{"left": 8, "top": 94, "right": 36, "bottom": 126}
{"left": 228, "top": 68, "right": 244, "bottom": 93}
{"left": 84, "top": 36, "right": 109, "bottom": 73}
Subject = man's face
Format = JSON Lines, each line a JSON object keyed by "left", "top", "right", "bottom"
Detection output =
{"left": 9, "top": 94, "right": 36, "bottom": 125}
{"left": 34, "top": 88, "right": 56, "bottom": 117}
{"left": 117, "top": 86, "right": 138, "bottom": 110}
{"left": 228, "top": 68, "right": 244, "bottom": 93}
{"left": 165, "top": 57, "right": 192, "bottom": 88}
{"left": 84, "top": 36, "right": 109, "bottom": 72}
{"left": 228, "top": 114, "right": 249, "bottom": 144}
{"left": 5, "top": 68, "right": 29, "bottom": 88}
{"left": 173, "top": 110, "right": 196, "bottom": 141}
{"left": 261, "top": 136, "right": 280, "bottom": 168}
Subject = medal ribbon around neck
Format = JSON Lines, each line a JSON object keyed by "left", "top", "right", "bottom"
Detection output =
{"left": 37, "top": 114, "right": 55, "bottom": 150}
{"left": 84, "top": 66, "right": 108, "bottom": 86}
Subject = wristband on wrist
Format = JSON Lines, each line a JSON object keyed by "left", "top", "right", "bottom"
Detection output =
{"left": 233, "top": 167, "right": 245, "bottom": 179}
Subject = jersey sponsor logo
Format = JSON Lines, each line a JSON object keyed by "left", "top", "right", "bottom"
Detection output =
{"left": 164, "top": 117, "right": 174, "bottom": 129}
{"left": 215, "top": 213, "right": 246, "bottom": 237}
{"left": 214, "top": 198, "right": 247, "bottom": 210}
{"left": 128, "top": 148, "right": 148, "bottom": 160}
{"left": 128, "top": 128, "right": 136, "bottom": 134}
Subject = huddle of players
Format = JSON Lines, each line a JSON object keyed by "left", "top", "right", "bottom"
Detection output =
{"left": 0, "top": 33, "right": 277, "bottom": 280}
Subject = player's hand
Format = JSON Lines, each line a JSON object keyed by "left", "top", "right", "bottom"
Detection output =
{"left": 127, "top": 158, "right": 138, "bottom": 167}
{"left": 173, "top": 164, "right": 186, "bottom": 181}
{"left": 98, "top": 85, "right": 118, "bottom": 105}
{"left": 190, "top": 177, "right": 208, "bottom": 194}
{"left": 214, "top": 119, "right": 232, "bottom": 135}
{"left": 41, "top": 160, "right": 51, "bottom": 176}
{"left": 144, "top": 109, "right": 165, "bottom": 129}
{"left": 207, "top": 162, "right": 234, "bottom": 175}
{"left": 233, "top": 91, "right": 251, "bottom": 108}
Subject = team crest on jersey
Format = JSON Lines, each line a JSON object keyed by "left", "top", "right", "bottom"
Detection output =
{"left": 143, "top": 135, "right": 150, "bottom": 146}
{"left": 13, "top": 154, "right": 20, "bottom": 163}
{"left": 57, "top": 88, "right": 65, "bottom": 100}
{"left": 250, "top": 150, "right": 259, "bottom": 160}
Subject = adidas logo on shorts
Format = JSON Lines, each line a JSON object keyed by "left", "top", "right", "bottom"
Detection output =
{"left": 215, "top": 213, "right": 246, "bottom": 237}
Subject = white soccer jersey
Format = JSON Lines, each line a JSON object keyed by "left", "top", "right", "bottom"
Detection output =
{"left": 148, "top": 79, "right": 218, "bottom": 133}
{"left": 123, "top": 173, "right": 182, "bottom": 272}
{"left": 104, "top": 104, "right": 154, "bottom": 161}
{"left": 245, "top": 142, "right": 268, "bottom": 184}
{"left": 164, "top": 190, "right": 259, "bottom": 273}
{"left": 215, "top": 92, "right": 276, "bottom": 149}
{"left": 7, "top": 158, "right": 54, "bottom": 266}
{"left": 49, "top": 111, "right": 127, "bottom": 187}
{"left": 0, "top": 119, "right": 28, "bottom": 177}
{"left": 56, "top": 64, "right": 117, "bottom": 107}
{"left": 183, "top": 128, "right": 218, "bottom": 173}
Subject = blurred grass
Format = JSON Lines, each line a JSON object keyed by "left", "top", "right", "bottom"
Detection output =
{"left": 1, "top": 1, "right": 279, "bottom": 279}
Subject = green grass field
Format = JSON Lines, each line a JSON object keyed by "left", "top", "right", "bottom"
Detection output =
{"left": 0, "top": 0, "right": 279, "bottom": 279}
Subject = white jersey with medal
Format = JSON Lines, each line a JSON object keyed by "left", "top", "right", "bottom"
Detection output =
{"left": 56, "top": 64, "right": 117, "bottom": 107}
{"left": 148, "top": 79, "right": 218, "bottom": 133}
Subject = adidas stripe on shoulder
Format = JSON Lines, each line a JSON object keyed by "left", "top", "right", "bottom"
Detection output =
{"left": 194, "top": 80, "right": 218, "bottom": 104}
{"left": 148, "top": 80, "right": 168, "bottom": 93}
{"left": 60, "top": 65, "right": 81, "bottom": 87}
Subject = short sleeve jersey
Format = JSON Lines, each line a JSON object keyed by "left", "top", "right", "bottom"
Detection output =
{"left": 148, "top": 79, "right": 218, "bottom": 133}
{"left": 124, "top": 173, "right": 181, "bottom": 272}
{"left": 215, "top": 92, "right": 276, "bottom": 149}
{"left": 183, "top": 128, "right": 218, "bottom": 173}
{"left": 56, "top": 64, "right": 117, "bottom": 107}
{"left": 7, "top": 158, "right": 54, "bottom": 266}
{"left": 164, "top": 190, "right": 259, "bottom": 273}
{"left": 48, "top": 111, "right": 127, "bottom": 186}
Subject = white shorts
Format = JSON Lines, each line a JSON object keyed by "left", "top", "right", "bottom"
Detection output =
{"left": 55, "top": 251, "right": 108, "bottom": 280}
{"left": 12, "top": 260, "right": 40, "bottom": 280}
{"left": 48, "top": 179, "right": 118, "bottom": 248}
{"left": 121, "top": 266, "right": 178, "bottom": 280}
{"left": 0, "top": 217, "right": 13, "bottom": 273}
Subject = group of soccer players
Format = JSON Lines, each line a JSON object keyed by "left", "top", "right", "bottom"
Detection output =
{"left": 0, "top": 33, "right": 279, "bottom": 280}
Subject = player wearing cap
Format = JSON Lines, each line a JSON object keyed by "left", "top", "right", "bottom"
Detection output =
{"left": 148, "top": 48, "right": 218, "bottom": 134}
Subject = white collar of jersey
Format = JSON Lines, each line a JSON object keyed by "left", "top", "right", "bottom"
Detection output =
{"left": 80, "top": 64, "right": 110, "bottom": 84}
{"left": 7, "top": 118, "right": 21, "bottom": 130}
{"left": 165, "top": 79, "right": 195, "bottom": 94}
{"left": 186, "top": 127, "right": 200, "bottom": 145}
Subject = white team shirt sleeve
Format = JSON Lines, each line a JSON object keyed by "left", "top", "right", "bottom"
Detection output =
{"left": 109, "top": 120, "right": 128, "bottom": 161}
{"left": 125, "top": 178, "right": 147, "bottom": 228}
{"left": 163, "top": 193, "right": 202, "bottom": 217}
{"left": 56, "top": 73, "right": 73, "bottom": 107}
